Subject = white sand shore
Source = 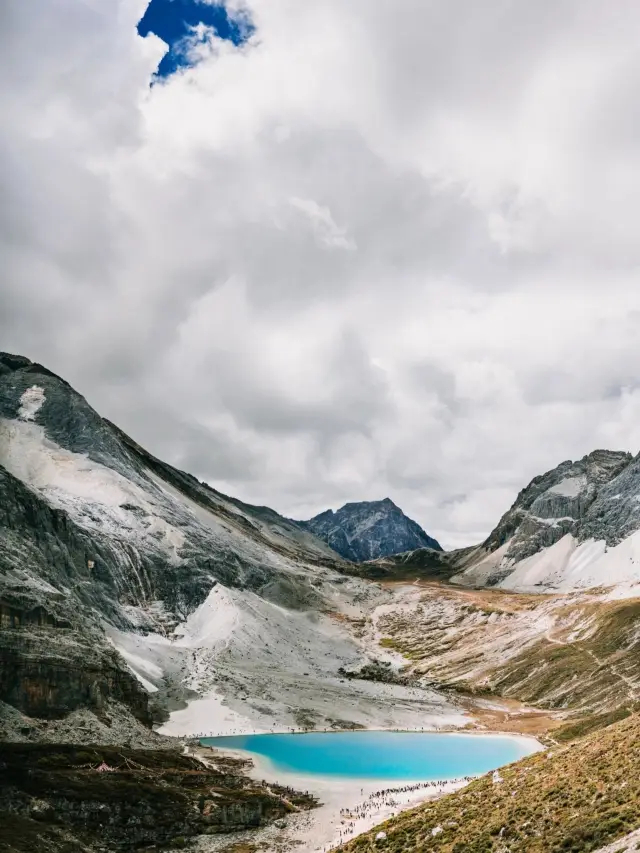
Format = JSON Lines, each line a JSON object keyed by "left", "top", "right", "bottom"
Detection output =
{"left": 194, "top": 745, "right": 468, "bottom": 853}
{"left": 282, "top": 772, "right": 467, "bottom": 853}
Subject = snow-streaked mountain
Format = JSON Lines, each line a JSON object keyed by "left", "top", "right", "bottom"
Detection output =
{"left": 451, "top": 449, "right": 640, "bottom": 593}
{"left": 296, "top": 498, "right": 442, "bottom": 563}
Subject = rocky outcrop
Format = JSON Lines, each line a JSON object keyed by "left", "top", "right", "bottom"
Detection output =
{"left": 354, "top": 449, "right": 640, "bottom": 592}
{"left": 450, "top": 448, "right": 640, "bottom": 590}
{"left": 0, "top": 462, "right": 151, "bottom": 723}
{"left": 0, "top": 630, "right": 150, "bottom": 723}
{"left": 482, "top": 449, "right": 632, "bottom": 564}
{"left": 0, "top": 743, "right": 318, "bottom": 851}
{"left": 297, "top": 498, "right": 442, "bottom": 562}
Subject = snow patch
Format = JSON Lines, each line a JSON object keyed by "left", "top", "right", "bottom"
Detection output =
{"left": 497, "top": 531, "right": 640, "bottom": 594}
{"left": 548, "top": 475, "right": 586, "bottom": 498}
{"left": 529, "top": 514, "right": 574, "bottom": 526}
{"left": 18, "top": 385, "right": 45, "bottom": 421}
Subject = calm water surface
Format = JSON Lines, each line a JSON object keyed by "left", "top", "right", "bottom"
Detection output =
{"left": 201, "top": 731, "right": 538, "bottom": 781}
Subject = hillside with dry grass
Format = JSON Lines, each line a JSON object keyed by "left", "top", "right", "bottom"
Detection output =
{"left": 370, "top": 583, "right": 640, "bottom": 723}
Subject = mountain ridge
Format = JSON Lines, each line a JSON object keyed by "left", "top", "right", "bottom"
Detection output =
{"left": 364, "top": 448, "right": 640, "bottom": 594}
{"left": 0, "top": 351, "right": 354, "bottom": 731}
{"left": 0, "top": 352, "right": 455, "bottom": 749}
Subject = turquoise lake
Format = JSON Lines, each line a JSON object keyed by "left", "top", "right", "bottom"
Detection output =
{"left": 201, "top": 731, "right": 538, "bottom": 781}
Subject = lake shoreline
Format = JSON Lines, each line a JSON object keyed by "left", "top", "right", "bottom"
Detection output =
{"left": 194, "top": 722, "right": 543, "bottom": 739}
{"left": 199, "top": 726, "right": 544, "bottom": 756}
{"left": 192, "top": 729, "right": 543, "bottom": 852}
{"left": 193, "top": 743, "right": 471, "bottom": 853}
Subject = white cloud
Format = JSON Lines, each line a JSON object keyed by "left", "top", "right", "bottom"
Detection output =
{"left": 289, "top": 197, "right": 356, "bottom": 250}
{"left": 3, "top": 0, "right": 640, "bottom": 548}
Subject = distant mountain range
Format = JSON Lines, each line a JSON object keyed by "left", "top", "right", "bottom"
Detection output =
{"left": 295, "top": 499, "right": 442, "bottom": 563}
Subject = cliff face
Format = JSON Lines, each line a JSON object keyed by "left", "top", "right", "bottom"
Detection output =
{"left": 0, "top": 632, "right": 150, "bottom": 723}
{"left": 349, "top": 449, "right": 640, "bottom": 594}
{"left": 0, "top": 744, "right": 317, "bottom": 852}
{"left": 298, "top": 498, "right": 442, "bottom": 562}
{"left": 0, "top": 461, "right": 152, "bottom": 725}
{"left": 481, "top": 449, "right": 633, "bottom": 564}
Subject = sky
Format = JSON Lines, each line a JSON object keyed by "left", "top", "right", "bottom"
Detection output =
{"left": 3, "top": 1, "right": 640, "bottom": 548}
{"left": 137, "top": 0, "right": 252, "bottom": 78}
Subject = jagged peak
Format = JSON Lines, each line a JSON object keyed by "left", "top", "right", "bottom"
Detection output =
{"left": 298, "top": 498, "right": 442, "bottom": 562}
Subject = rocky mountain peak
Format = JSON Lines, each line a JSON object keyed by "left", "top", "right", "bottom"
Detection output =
{"left": 451, "top": 447, "right": 640, "bottom": 590}
{"left": 483, "top": 449, "right": 633, "bottom": 562}
{"left": 296, "top": 499, "right": 442, "bottom": 563}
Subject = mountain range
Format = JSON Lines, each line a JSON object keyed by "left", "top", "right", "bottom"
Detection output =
{"left": 3, "top": 351, "right": 640, "bottom": 853}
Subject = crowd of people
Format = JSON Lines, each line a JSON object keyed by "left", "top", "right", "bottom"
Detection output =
{"left": 192, "top": 727, "right": 475, "bottom": 851}
{"left": 320, "top": 776, "right": 475, "bottom": 850}
{"left": 193, "top": 723, "right": 456, "bottom": 740}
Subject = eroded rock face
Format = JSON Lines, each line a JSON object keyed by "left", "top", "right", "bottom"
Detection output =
{"left": 352, "top": 449, "right": 640, "bottom": 591}
{"left": 0, "top": 744, "right": 317, "bottom": 851}
{"left": 446, "top": 448, "right": 640, "bottom": 590}
{"left": 297, "top": 498, "right": 442, "bottom": 562}
{"left": 483, "top": 449, "right": 633, "bottom": 566}
{"left": 0, "top": 352, "right": 349, "bottom": 728}
{"left": 0, "top": 461, "right": 151, "bottom": 724}
{"left": 0, "top": 632, "right": 150, "bottom": 723}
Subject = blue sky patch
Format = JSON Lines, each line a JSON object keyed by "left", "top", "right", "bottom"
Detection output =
{"left": 137, "top": 0, "right": 253, "bottom": 78}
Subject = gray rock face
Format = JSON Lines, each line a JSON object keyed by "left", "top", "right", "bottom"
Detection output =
{"left": 444, "top": 448, "right": 640, "bottom": 589}
{"left": 483, "top": 449, "right": 633, "bottom": 569}
{"left": 297, "top": 498, "right": 442, "bottom": 562}
{"left": 0, "top": 744, "right": 315, "bottom": 852}
{"left": 0, "top": 352, "right": 348, "bottom": 728}
{"left": 359, "top": 449, "right": 640, "bottom": 589}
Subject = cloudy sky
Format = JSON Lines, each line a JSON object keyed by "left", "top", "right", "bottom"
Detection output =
{"left": 3, "top": 0, "right": 640, "bottom": 548}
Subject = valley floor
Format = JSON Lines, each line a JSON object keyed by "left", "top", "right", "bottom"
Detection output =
{"left": 110, "top": 581, "right": 471, "bottom": 741}
{"left": 137, "top": 580, "right": 566, "bottom": 852}
{"left": 67, "top": 576, "right": 640, "bottom": 852}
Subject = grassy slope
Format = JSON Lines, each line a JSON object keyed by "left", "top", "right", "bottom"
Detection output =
{"left": 342, "top": 712, "right": 640, "bottom": 853}
{"left": 376, "top": 586, "right": 640, "bottom": 718}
